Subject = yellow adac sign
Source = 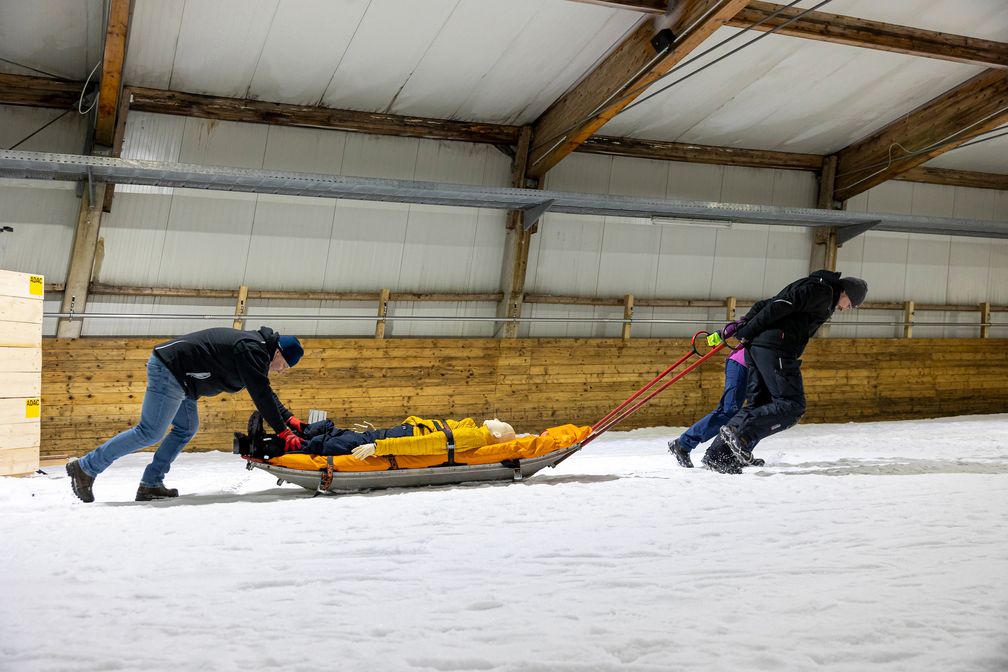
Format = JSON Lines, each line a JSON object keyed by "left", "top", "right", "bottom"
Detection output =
{"left": 26, "top": 398, "right": 41, "bottom": 419}
{"left": 29, "top": 275, "right": 44, "bottom": 296}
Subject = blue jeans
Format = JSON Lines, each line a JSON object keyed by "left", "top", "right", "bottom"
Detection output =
{"left": 678, "top": 359, "right": 748, "bottom": 452}
{"left": 78, "top": 354, "right": 199, "bottom": 486}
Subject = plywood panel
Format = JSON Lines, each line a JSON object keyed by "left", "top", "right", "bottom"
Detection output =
{"left": 0, "top": 347, "right": 41, "bottom": 372}
{"left": 0, "top": 322, "right": 41, "bottom": 349}
{"left": 0, "top": 445, "right": 39, "bottom": 475}
{"left": 0, "top": 296, "right": 44, "bottom": 324}
{"left": 0, "top": 269, "right": 44, "bottom": 299}
{"left": 0, "top": 397, "right": 41, "bottom": 424}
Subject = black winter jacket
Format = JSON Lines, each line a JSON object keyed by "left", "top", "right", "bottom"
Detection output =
{"left": 153, "top": 327, "right": 292, "bottom": 433}
{"left": 734, "top": 270, "right": 842, "bottom": 357}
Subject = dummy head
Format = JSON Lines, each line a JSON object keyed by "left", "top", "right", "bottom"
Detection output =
{"left": 482, "top": 418, "right": 516, "bottom": 443}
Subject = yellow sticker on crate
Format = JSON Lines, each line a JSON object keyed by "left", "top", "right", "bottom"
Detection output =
{"left": 29, "top": 275, "right": 44, "bottom": 296}
{"left": 26, "top": 398, "right": 41, "bottom": 418}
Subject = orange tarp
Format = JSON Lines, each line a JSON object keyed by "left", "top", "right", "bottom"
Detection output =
{"left": 267, "top": 424, "right": 592, "bottom": 473}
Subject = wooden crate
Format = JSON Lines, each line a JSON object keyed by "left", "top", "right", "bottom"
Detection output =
{"left": 0, "top": 269, "right": 43, "bottom": 475}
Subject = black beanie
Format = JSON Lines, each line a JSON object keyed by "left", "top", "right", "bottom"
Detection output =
{"left": 840, "top": 277, "right": 868, "bottom": 307}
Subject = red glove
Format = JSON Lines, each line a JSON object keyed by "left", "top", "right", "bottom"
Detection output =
{"left": 286, "top": 416, "right": 305, "bottom": 435}
{"left": 278, "top": 428, "right": 304, "bottom": 452}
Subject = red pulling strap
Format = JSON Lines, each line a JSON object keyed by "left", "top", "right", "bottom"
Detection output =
{"left": 580, "top": 333, "right": 727, "bottom": 449}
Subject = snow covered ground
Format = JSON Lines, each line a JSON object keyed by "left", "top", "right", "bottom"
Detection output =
{"left": 3, "top": 415, "right": 1008, "bottom": 672}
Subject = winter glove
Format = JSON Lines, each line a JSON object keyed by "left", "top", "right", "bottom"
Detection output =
{"left": 352, "top": 443, "right": 377, "bottom": 460}
{"left": 286, "top": 416, "right": 305, "bottom": 435}
{"left": 278, "top": 428, "right": 304, "bottom": 452}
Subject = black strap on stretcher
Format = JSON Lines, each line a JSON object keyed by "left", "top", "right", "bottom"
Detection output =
{"left": 433, "top": 419, "right": 457, "bottom": 466}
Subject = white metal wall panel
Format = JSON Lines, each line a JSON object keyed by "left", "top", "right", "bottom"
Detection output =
{"left": 97, "top": 193, "right": 174, "bottom": 285}
{"left": 0, "top": 183, "right": 78, "bottom": 281}
{"left": 244, "top": 195, "right": 336, "bottom": 291}
{"left": 1, "top": 105, "right": 89, "bottom": 154}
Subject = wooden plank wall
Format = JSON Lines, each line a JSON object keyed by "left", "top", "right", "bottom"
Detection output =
{"left": 41, "top": 337, "right": 1008, "bottom": 459}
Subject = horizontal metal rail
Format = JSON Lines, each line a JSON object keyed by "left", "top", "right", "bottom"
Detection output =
{"left": 42, "top": 311, "right": 1008, "bottom": 328}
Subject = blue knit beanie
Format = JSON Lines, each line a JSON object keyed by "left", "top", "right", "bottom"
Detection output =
{"left": 277, "top": 335, "right": 303, "bottom": 367}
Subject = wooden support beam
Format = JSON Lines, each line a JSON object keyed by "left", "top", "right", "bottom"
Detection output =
{"left": 903, "top": 300, "right": 915, "bottom": 339}
{"left": 568, "top": 0, "right": 669, "bottom": 13}
{"left": 498, "top": 127, "right": 537, "bottom": 339}
{"left": 833, "top": 69, "right": 1008, "bottom": 202}
{"left": 725, "top": 296, "right": 736, "bottom": 321}
{"left": 579, "top": 135, "right": 822, "bottom": 170}
{"left": 57, "top": 185, "right": 107, "bottom": 339}
{"left": 94, "top": 0, "right": 132, "bottom": 147}
{"left": 232, "top": 284, "right": 248, "bottom": 330}
{"left": 0, "top": 73, "right": 81, "bottom": 109}
{"left": 101, "top": 86, "right": 132, "bottom": 212}
{"left": 728, "top": 2, "right": 1008, "bottom": 69}
{"left": 528, "top": 0, "right": 750, "bottom": 178}
{"left": 622, "top": 294, "right": 634, "bottom": 340}
{"left": 896, "top": 166, "right": 1008, "bottom": 192}
{"left": 129, "top": 87, "right": 521, "bottom": 145}
{"left": 375, "top": 288, "right": 390, "bottom": 339}
{"left": 980, "top": 302, "right": 991, "bottom": 338}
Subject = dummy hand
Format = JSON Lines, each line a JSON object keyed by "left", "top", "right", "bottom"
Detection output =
{"left": 352, "top": 443, "right": 377, "bottom": 460}
{"left": 286, "top": 417, "right": 305, "bottom": 435}
{"left": 352, "top": 420, "right": 375, "bottom": 432}
{"left": 278, "top": 428, "right": 304, "bottom": 452}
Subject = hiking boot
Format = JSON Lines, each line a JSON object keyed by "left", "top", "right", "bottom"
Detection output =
{"left": 136, "top": 484, "right": 179, "bottom": 501}
{"left": 700, "top": 452, "right": 742, "bottom": 475}
{"left": 66, "top": 458, "right": 95, "bottom": 503}
{"left": 720, "top": 425, "right": 754, "bottom": 465}
{"left": 668, "top": 439, "right": 693, "bottom": 468}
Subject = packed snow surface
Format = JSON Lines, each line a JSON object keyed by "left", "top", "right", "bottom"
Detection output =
{"left": 3, "top": 415, "right": 1007, "bottom": 672}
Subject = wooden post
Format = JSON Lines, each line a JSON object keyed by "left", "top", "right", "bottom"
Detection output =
{"left": 375, "top": 288, "right": 390, "bottom": 339}
{"left": 725, "top": 296, "right": 736, "bottom": 321}
{"left": 232, "top": 284, "right": 248, "bottom": 330}
{"left": 980, "top": 302, "right": 991, "bottom": 338}
{"left": 811, "top": 156, "right": 840, "bottom": 274}
{"left": 903, "top": 300, "right": 915, "bottom": 338}
{"left": 497, "top": 126, "right": 535, "bottom": 339}
{"left": 622, "top": 293, "right": 634, "bottom": 340}
{"left": 57, "top": 184, "right": 107, "bottom": 339}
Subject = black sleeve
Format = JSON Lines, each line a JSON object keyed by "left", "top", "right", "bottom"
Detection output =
{"left": 737, "top": 282, "right": 831, "bottom": 341}
{"left": 234, "top": 342, "right": 290, "bottom": 434}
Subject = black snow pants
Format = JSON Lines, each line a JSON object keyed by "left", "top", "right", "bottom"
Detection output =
{"left": 300, "top": 420, "right": 414, "bottom": 456}
{"left": 725, "top": 344, "right": 807, "bottom": 446}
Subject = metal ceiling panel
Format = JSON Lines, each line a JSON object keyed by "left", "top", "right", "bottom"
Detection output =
{"left": 822, "top": 0, "right": 1008, "bottom": 40}
{"left": 318, "top": 0, "right": 460, "bottom": 112}
{"left": 246, "top": 0, "right": 372, "bottom": 105}
{"left": 923, "top": 132, "right": 1008, "bottom": 174}
{"left": 167, "top": 0, "right": 280, "bottom": 97}
{"left": 600, "top": 27, "right": 987, "bottom": 154}
{"left": 0, "top": 0, "right": 103, "bottom": 80}
{"left": 123, "top": 0, "right": 186, "bottom": 89}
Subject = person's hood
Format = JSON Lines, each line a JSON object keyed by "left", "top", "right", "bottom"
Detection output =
{"left": 256, "top": 326, "right": 280, "bottom": 358}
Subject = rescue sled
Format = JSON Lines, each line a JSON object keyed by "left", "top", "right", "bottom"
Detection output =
{"left": 236, "top": 415, "right": 592, "bottom": 494}
{"left": 235, "top": 330, "right": 731, "bottom": 494}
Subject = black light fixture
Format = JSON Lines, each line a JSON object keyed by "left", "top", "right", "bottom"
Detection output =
{"left": 0, "top": 226, "right": 13, "bottom": 233}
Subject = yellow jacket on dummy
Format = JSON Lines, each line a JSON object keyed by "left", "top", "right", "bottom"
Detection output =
{"left": 352, "top": 417, "right": 516, "bottom": 459}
